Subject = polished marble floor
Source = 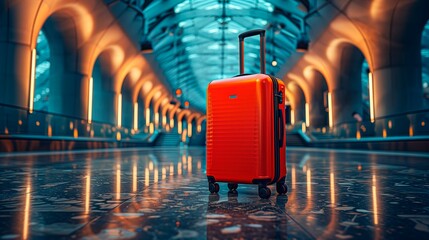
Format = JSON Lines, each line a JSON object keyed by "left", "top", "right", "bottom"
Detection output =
{"left": 0, "top": 147, "right": 428, "bottom": 239}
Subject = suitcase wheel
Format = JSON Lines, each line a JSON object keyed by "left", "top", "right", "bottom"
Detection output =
{"left": 276, "top": 182, "right": 288, "bottom": 195}
{"left": 208, "top": 182, "right": 220, "bottom": 193}
{"left": 258, "top": 186, "right": 271, "bottom": 199}
{"left": 227, "top": 183, "right": 238, "bottom": 191}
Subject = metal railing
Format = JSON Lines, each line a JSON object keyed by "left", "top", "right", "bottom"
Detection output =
{"left": 0, "top": 103, "right": 136, "bottom": 140}
{"left": 290, "top": 109, "right": 429, "bottom": 140}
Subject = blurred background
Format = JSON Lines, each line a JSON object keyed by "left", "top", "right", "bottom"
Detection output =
{"left": 0, "top": 0, "right": 428, "bottom": 151}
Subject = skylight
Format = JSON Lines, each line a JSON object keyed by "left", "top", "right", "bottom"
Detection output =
{"left": 147, "top": 0, "right": 303, "bottom": 111}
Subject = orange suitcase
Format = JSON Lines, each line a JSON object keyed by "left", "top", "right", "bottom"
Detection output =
{"left": 206, "top": 29, "right": 287, "bottom": 199}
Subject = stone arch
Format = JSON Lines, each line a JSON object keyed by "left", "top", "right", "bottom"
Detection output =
{"left": 153, "top": 92, "right": 169, "bottom": 128}
{"left": 328, "top": 41, "right": 366, "bottom": 125}
{"left": 161, "top": 101, "right": 173, "bottom": 129}
{"left": 286, "top": 73, "right": 311, "bottom": 103}
{"left": 36, "top": 7, "right": 92, "bottom": 118}
{"left": 287, "top": 82, "right": 306, "bottom": 124}
{"left": 91, "top": 45, "right": 125, "bottom": 125}
{"left": 31, "top": 2, "right": 96, "bottom": 50}
{"left": 303, "top": 66, "right": 329, "bottom": 128}
{"left": 177, "top": 109, "right": 191, "bottom": 135}
{"left": 187, "top": 113, "right": 201, "bottom": 137}
{"left": 144, "top": 86, "right": 163, "bottom": 127}
{"left": 119, "top": 68, "right": 144, "bottom": 129}
{"left": 168, "top": 101, "right": 181, "bottom": 129}
{"left": 196, "top": 116, "right": 207, "bottom": 134}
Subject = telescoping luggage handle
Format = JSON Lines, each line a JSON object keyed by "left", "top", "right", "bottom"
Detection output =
{"left": 238, "top": 29, "right": 266, "bottom": 74}
{"left": 239, "top": 29, "right": 285, "bottom": 148}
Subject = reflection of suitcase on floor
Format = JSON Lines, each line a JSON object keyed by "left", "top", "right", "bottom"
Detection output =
{"left": 206, "top": 29, "right": 287, "bottom": 199}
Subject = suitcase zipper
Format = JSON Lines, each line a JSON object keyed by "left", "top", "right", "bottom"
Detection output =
{"left": 268, "top": 75, "right": 281, "bottom": 185}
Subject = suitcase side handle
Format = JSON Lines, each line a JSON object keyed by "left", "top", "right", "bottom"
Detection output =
{"left": 238, "top": 29, "right": 266, "bottom": 75}
{"left": 279, "top": 109, "right": 285, "bottom": 147}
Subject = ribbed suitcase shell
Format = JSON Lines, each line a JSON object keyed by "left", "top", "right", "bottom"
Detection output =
{"left": 206, "top": 74, "right": 286, "bottom": 184}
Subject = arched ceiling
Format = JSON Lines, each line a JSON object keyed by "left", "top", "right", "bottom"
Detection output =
{"left": 109, "top": 0, "right": 309, "bottom": 112}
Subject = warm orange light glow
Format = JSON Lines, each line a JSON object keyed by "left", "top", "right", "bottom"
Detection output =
{"left": 116, "top": 164, "right": 121, "bottom": 199}
{"left": 197, "top": 160, "right": 201, "bottom": 170}
{"left": 48, "top": 125, "right": 52, "bottom": 137}
{"left": 88, "top": 77, "right": 93, "bottom": 123}
{"left": 145, "top": 168, "right": 150, "bottom": 186}
{"left": 369, "top": 72, "right": 375, "bottom": 123}
{"left": 356, "top": 130, "right": 361, "bottom": 140}
{"left": 162, "top": 167, "right": 167, "bottom": 180}
{"left": 29, "top": 49, "right": 36, "bottom": 114}
{"left": 146, "top": 108, "right": 150, "bottom": 127}
{"left": 328, "top": 92, "right": 333, "bottom": 127}
{"left": 23, "top": 179, "right": 31, "bottom": 240}
{"left": 184, "top": 101, "right": 190, "bottom": 108}
{"left": 175, "top": 88, "right": 182, "bottom": 97}
{"left": 154, "top": 91, "right": 162, "bottom": 100}
{"left": 130, "top": 68, "right": 141, "bottom": 82}
{"left": 85, "top": 172, "right": 91, "bottom": 215}
{"left": 133, "top": 102, "right": 138, "bottom": 130}
{"left": 178, "top": 121, "right": 183, "bottom": 134}
{"left": 409, "top": 125, "right": 414, "bottom": 137}
{"left": 382, "top": 128, "right": 387, "bottom": 138}
{"left": 74, "top": 128, "right": 78, "bottom": 138}
{"left": 162, "top": 115, "right": 167, "bottom": 127}
{"left": 182, "top": 129, "right": 187, "bottom": 142}
{"left": 170, "top": 118, "right": 175, "bottom": 128}
{"left": 154, "top": 168, "right": 159, "bottom": 183}
{"left": 187, "top": 156, "right": 193, "bottom": 174}
{"left": 291, "top": 165, "right": 296, "bottom": 189}
{"left": 116, "top": 132, "right": 121, "bottom": 141}
{"left": 305, "top": 103, "right": 310, "bottom": 127}
{"left": 197, "top": 124, "right": 202, "bottom": 133}
{"left": 170, "top": 163, "right": 174, "bottom": 176}
{"left": 149, "top": 123, "right": 155, "bottom": 134}
{"left": 132, "top": 162, "right": 137, "bottom": 192}
{"left": 143, "top": 81, "right": 153, "bottom": 94}
{"left": 117, "top": 94, "right": 122, "bottom": 127}
{"left": 372, "top": 174, "right": 379, "bottom": 225}
{"left": 388, "top": 120, "right": 392, "bottom": 129}
{"left": 70, "top": 122, "right": 74, "bottom": 130}
{"left": 330, "top": 172, "right": 335, "bottom": 204}
{"left": 301, "top": 122, "right": 306, "bottom": 132}
{"left": 306, "top": 169, "right": 312, "bottom": 197}
{"left": 370, "top": 0, "right": 384, "bottom": 19}
{"left": 155, "top": 112, "right": 160, "bottom": 126}
{"left": 149, "top": 161, "right": 154, "bottom": 171}
{"left": 187, "top": 122, "right": 192, "bottom": 137}
{"left": 72, "top": 5, "right": 94, "bottom": 41}
{"left": 291, "top": 109, "right": 295, "bottom": 125}
{"left": 109, "top": 45, "right": 125, "bottom": 71}
{"left": 178, "top": 162, "right": 182, "bottom": 175}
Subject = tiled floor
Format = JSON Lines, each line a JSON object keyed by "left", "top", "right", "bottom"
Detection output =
{"left": 0, "top": 147, "right": 428, "bottom": 239}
